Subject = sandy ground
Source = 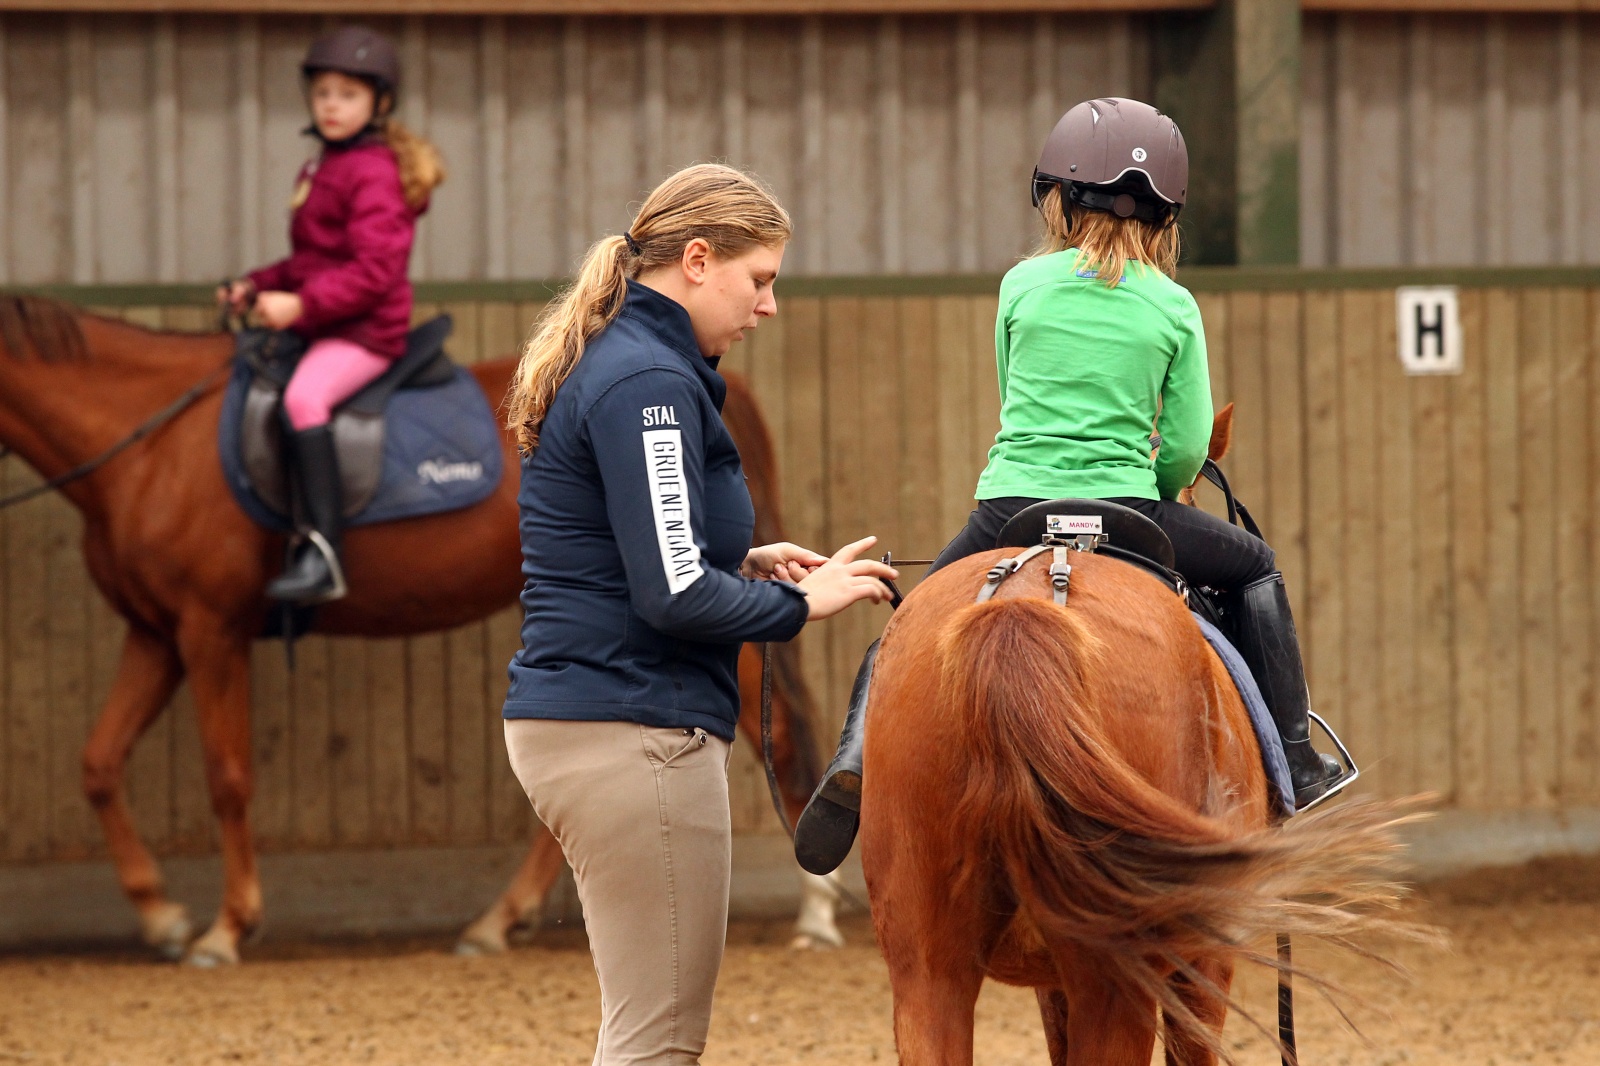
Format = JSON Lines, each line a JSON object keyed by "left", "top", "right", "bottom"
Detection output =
{"left": 1, "top": 857, "right": 1598, "bottom": 1065}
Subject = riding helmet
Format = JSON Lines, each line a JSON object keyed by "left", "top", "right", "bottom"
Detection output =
{"left": 1031, "top": 98, "right": 1187, "bottom": 225}
{"left": 302, "top": 25, "right": 401, "bottom": 99}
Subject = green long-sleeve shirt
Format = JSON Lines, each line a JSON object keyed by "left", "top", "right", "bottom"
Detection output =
{"left": 973, "top": 249, "right": 1212, "bottom": 503}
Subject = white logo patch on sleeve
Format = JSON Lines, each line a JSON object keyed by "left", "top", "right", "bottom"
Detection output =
{"left": 642, "top": 429, "right": 705, "bottom": 595}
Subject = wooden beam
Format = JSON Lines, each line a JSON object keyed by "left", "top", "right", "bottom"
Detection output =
{"left": 1304, "top": 0, "right": 1593, "bottom": 10}
{"left": 0, "top": 0, "right": 1215, "bottom": 13}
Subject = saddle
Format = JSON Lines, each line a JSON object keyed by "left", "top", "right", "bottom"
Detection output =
{"left": 237, "top": 318, "right": 455, "bottom": 519}
{"left": 986, "top": 498, "right": 1296, "bottom": 813}
{"left": 218, "top": 317, "right": 503, "bottom": 534}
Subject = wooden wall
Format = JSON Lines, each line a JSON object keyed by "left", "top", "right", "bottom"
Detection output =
{"left": 0, "top": 11, "right": 1146, "bottom": 286}
{"left": 2, "top": 276, "right": 1597, "bottom": 864}
{"left": 1302, "top": 12, "right": 1600, "bottom": 266}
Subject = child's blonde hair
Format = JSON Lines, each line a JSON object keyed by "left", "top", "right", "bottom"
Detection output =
{"left": 1032, "top": 185, "right": 1181, "bottom": 287}
{"left": 381, "top": 120, "right": 445, "bottom": 211}
{"left": 507, "top": 163, "right": 792, "bottom": 453}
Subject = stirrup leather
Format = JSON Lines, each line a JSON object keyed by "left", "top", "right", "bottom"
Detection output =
{"left": 1294, "top": 711, "right": 1360, "bottom": 814}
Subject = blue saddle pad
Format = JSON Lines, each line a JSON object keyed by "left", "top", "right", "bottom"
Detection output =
{"left": 217, "top": 357, "right": 503, "bottom": 532}
{"left": 1191, "top": 614, "right": 1296, "bottom": 816}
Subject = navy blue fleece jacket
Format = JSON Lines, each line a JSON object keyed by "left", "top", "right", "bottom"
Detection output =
{"left": 502, "top": 281, "right": 809, "bottom": 741}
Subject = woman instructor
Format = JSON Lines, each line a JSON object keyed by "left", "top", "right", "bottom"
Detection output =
{"left": 502, "top": 164, "right": 894, "bottom": 1065}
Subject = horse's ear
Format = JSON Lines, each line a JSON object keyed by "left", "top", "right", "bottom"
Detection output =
{"left": 1209, "top": 402, "right": 1235, "bottom": 462}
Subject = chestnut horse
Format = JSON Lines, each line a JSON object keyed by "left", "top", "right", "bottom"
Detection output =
{"left": 0, "top": 296, "right": 833, "bottom": 964}
{"left": 860, "top": 471, "right": 1414, "bottom": 1063}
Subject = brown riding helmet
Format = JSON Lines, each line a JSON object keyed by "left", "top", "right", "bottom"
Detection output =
{"left": 302, "top": 26, "right": 401, "bottom": 97}
{"left": 1031, "top": 98, "right": 1187, "bottom": 225}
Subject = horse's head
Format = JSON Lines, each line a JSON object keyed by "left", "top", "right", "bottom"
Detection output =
{"left": 1176, "top": 402, "right": 1233, "bottom": 507}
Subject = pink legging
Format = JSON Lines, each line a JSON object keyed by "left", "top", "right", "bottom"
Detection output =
{"left": 282, "top": 338, "right": 394, "bottom": 430}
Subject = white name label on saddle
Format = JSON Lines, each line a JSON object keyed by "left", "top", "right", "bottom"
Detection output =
{"left": 1047, "top": 514, "right": 1103, "bottom": 535}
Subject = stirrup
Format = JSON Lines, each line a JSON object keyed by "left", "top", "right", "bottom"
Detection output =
{"left": 1293, "top": 711, "right": 1360, "bottom": 815}
{"left": 270, "top": 530, "right": 348, "bottom": 604}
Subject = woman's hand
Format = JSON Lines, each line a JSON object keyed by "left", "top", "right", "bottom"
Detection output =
{"left": 797, "top": 537, "right": 898, "bottom": 621}
{"left": 742, "top": 541, "right": 827, "bottom": 581}
{"left": 252, "top": 291, "right": 304, "bottom": 330}
{"left": 216, "top": 280, "right": 254, "bottom": 313}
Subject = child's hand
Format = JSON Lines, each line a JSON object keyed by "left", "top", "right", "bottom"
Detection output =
{"left": 216, "top": 280, "right": 254, "bottom": 313}
{"left": 253, "top": 292, "right": 303, "bottom": 330}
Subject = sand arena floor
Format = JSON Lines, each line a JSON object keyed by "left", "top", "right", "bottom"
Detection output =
{"left": 1, "top": 856, "right": 1598, "bottom": 1065}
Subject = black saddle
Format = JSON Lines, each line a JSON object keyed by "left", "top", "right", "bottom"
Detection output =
{"left": 237, "top": 316, "right": 457, "bottom": 520}
{"left": 996, "top": 499, "right": 1176, "bottom": 570}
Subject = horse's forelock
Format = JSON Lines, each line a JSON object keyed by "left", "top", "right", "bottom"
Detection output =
{"left": 0, "top": 294, "right": 88, "bottom": 363}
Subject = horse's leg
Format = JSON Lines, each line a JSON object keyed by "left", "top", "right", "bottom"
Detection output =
{"left": 882, "top": 951, "right": 984, "bottom": 1066}
{"left": 455, "top": 824, "right": 568, "bottom": 955}
{"left": 790, "top": 870, "right": 844, "bottom": 949}
{"left": 175, "top": 622, "right": 260, "bottom": 966}
{"left": 1036, "top": 988, "right": 1072, "bottom": 1064}
{"left": 82, "top": 626, "right": 190, "bottom": 959}
{"left": 1059, "top": 961, "right": 1159, "bottom": 1066}
{"left": 1162, "top": 957, "right": 1235, "bottom": 1066}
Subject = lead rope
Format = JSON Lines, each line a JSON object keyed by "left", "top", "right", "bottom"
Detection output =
{"left": 1278, "top": 933, "right": 1297, "bottom": 1066}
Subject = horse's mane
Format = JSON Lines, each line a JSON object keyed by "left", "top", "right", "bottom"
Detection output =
{"left": 0, "top": 294, "right": 88, "bottom": 363}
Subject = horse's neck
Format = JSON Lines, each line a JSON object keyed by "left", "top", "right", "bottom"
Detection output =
{"left": 0, "top": 319, "right": 227, "bottom": 510}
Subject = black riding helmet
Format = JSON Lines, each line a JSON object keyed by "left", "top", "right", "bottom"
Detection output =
{"left": 302, "top": 25, "right": 401, "bottom": 103}
{"left": 1031, "top": 98, "right": 1187, "bottom": 226}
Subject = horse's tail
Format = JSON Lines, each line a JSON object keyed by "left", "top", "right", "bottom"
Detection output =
{"left": 940, "top": 596, "right": 1423, "bottom": 1059}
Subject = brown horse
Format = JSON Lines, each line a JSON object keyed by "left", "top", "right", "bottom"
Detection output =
{"left": 859, "top": 458, "right": 1416, "bottom": 1063}
{"left": 0, "top": 296, "right": 831, "bottom": 964}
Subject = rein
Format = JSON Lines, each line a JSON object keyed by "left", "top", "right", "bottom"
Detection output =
{"left": 0, "top": 361, "right": 232, "bottom": 511}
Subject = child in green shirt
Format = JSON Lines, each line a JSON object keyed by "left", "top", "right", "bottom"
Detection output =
{"left": 795, "top": 99, "right": 1351, "bottom": 876}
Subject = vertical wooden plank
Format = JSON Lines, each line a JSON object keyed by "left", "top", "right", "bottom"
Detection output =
{"left": 0, "top": 16, "right": 12, "bottom": 284}
{"left": 8, "top": 17, "right": 68, "bottom": 284}
{"left": 720, "top": 18, "right": 746, "bottom": 168}
{"left": 877, "top": 16, "right": 902, "bottom": 274}
{"left": 1302, "top": 290, "right": 1346, "bottom": 766}
{"left": 249, "top": 641, "right": 293, "bottom": 850}
{"left": 399, "top": 15, "right": 433, "bottom": 275}
{"left": 151, "top": 14, "right": 178, "bottom": 282}
{"left": 953, "top": 15, "right": 978, "bottom": 272}
{"left": 821, "top": 296, "right": 864, "bottom": 731}
{"left": 1482, "top": 287, "right": 1521, "bottom": 807}
{"left": 66, "top": 14, "right": 94, "bottom": 284}
{"left": 1411, "top": 346, "right": 1456, "bottom": 802}
{"left": 898, "top": 297, "right": 942, "bottom": 563}
{"left": 43, "top": 477, "right": 91, "bottom": 857}
{"left": 1225, "top": 292, "right": 1268, "bottom": 517}
{"left": 1262, "top": 293, "right": 1306, "bottom": 603}
{"left": 234, "top": 14, "right": 261, "bottom": 270}
{"left": 424, "top": 17, "right": 482, "bottom": 279}
{"left": 974, "top": 16, "right": 1033, "bottom": 271}
{"left": 485, "top": 606, "right": 528, "bottom": 845}
{"left": 969, "top": 293, "right": 1001, "bottom": 497}
{"left": 288, "top": 635, "right": 333, "bottom": 848}
{"left": 481, "top": 16, "right": 510, "bottom": 281}
{"left": 1518, "top": 288, "right": 1558, "bottom": 806}
{"left": 327, "top": 637, "right": 372, "bottom": 845}
{"left": 1450, "top": 288, "right": 1490, "bottom": 808}
{"left": 407, "top": 630, "right": 450, "bottom": 845}
{"left": 1553, "top": 288, "right": 1593, "bottom": 804}
{"left": 506, "top": 17, "right": 563, "bottom": 278}
{"left": 1338, "top": 290, "right": 1381, "bottom": 792}
{"left": 1376, "top": 286, "right": 1417, "bottom": 797}
{"left": 365, "top": 636, "right": 410, "bottom": 846}
{"left": 934, "top": 295, "right": 974, "bottom": 538}
{"left": 902, "top": 18, "right": 956, "bottom": 275}
{"left": 4, "top": 418, "right": 50, "bottom": 859}
{"left": 798, "top": 17, "right": 824, "bottom": 273}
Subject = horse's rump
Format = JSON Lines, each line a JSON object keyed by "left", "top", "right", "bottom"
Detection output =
{"left": 874, "top": 552, "right": 1419, "bottom": 1060}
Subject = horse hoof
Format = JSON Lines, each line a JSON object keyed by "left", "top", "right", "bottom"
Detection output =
{"left": 183, "top": 928, "right": 240, "bottom": 967}
{"left": 454, "top": 931, "right": 507, "bottom": 957}
{"left": 139, "top": 902, "right": 193, "bottom": 962}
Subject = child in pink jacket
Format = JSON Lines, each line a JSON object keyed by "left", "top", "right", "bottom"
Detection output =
{"left": 221, "top": 25, "right": 444, "bottom": 604}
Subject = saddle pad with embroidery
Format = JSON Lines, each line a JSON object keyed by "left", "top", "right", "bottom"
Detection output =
{"left": 1191, "top": 614, "right": 1296, "bottom": 816}
{"left": 217, "top": 356, "right": 503, "bottom": 533}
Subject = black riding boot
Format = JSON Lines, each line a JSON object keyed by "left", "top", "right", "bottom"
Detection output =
{"left": 793, "top": 639, "right": 879, "bottom": 875}
{"left": 265, "top": 425, "right": 348, "bottom": 604}
{"left": 1231, "top": 572, "right": 1348, "bottom": 812}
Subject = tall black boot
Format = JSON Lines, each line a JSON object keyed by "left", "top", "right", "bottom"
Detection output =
{"left": 266, "top": 425, "right": 348, "bottom": 604}
{"left": 793, "top": 639, "right": 878, "bottom": 876}
{"left": 1231, "top": 572, "right": 1348, "bottom": 812}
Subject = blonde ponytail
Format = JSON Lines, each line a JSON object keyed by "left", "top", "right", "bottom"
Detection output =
{"left": 382, "top": 120, "right": 445, "bottom": 210}
{"left": 508, "top": 163, "right": 792, "bottom": 453}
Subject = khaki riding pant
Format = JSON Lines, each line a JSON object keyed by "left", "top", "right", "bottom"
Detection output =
{"left": 504, "top": 718, "right": 734, "bottom": 1066}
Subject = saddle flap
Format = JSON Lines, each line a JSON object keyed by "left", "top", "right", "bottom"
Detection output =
{"left": 344, "top": 314, "right": 457, "bottom": 414}
{"left": 995, "top": 498, "right": 1177, "bottom": 571}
